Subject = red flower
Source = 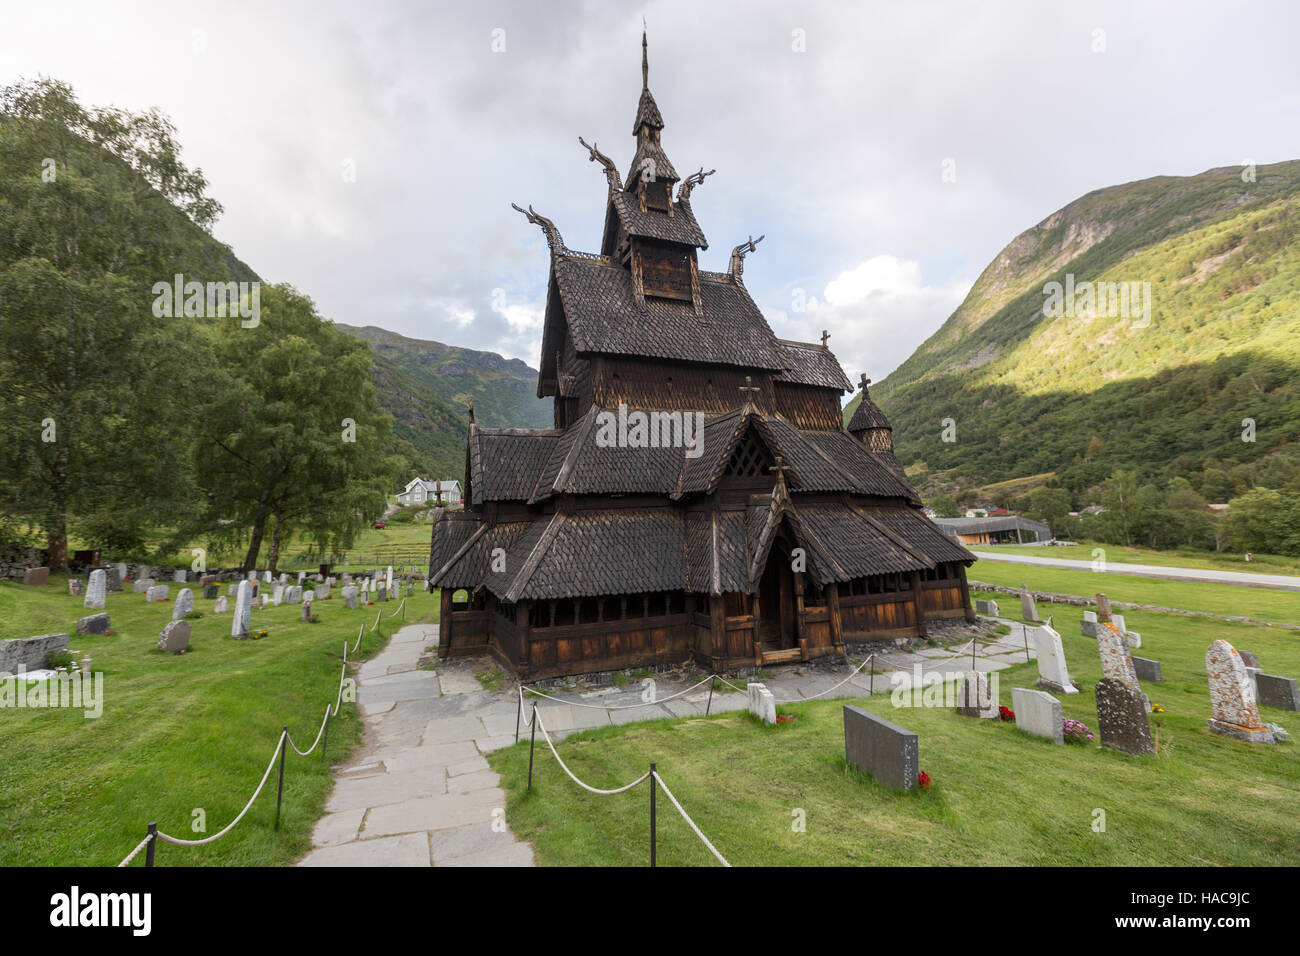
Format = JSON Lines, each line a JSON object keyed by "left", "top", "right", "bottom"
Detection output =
{"left": 917, "top": 771, "right": 931, "bottom": 790}
{"left": 999, "top": 706, "right": 1015, "bottom": 722}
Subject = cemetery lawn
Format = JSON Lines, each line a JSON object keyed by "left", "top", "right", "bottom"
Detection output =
{"left": 0, "top": 577, "right": 438, "bottom": 866}
{"left": 978, "top": 542, "right": 1300, "bottom": 577}
{"left": 490, "top": 602, "right": 1300, "bottom": 866}
{"left": 969, "top": 561, "right": 1300, "bottom": 626}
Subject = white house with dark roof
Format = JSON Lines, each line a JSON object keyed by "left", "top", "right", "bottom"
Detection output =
{"left": 397, "top": 477, "right": 461, "bottom": 507}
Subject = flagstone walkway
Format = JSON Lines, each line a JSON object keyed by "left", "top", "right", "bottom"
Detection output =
{"left": 298, "top": 616, "right": 1035, "bottom": 866}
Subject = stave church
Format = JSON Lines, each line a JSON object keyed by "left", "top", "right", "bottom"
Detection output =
{"left": 428, "top": 33, "right": 975, "bottom": 680}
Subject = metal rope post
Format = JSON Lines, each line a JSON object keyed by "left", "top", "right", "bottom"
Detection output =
{"left": 1023, "top": 623, "right": 1031, "bottom": 663}
{"left": 145, "top": 822, "right": 157, "bottom": 868}
{"left": 321, "top": 710, "right": 331, "bottom": 764}
{"left": 274, "top": 726, "right": 287, "bottom": 830}
{"left": 705, "top": 678, "right": 714, "bottom": 716}
{"left": 514, "top": 689, "right": 523, "bottom": 743}
{"left": 649, "top": 762, "right": 657, "bottom": 868}
{"left": 527, "top": 703, "right": 537, "bottom": 792}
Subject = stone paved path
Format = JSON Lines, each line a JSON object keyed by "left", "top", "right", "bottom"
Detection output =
{"left": 297, "top": 623, "right": 534, "bottom": 867}
{"left": 298, "top": 616, "right": 1035, "bottom": 866}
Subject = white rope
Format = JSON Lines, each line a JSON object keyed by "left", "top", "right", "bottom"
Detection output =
{"left": 331, "top": 661, "right": 347, "bottom": 716}
{"left": 155, "top": 732, "right": 286, "bottom": 847}
{"left": 116, "top": 832, "right": 154, "bottom": 867}
{"left": 369, "top": 609, "right": 381, "bottom": 632}
{"left": 651, "top": 771, "right": 730, "bottom": 867}
{"left": 287, "top": 704, "right": 332, "bottom": 756}
{"left": 388, "top": 597, "right": 407, "bottom": 618}
{"left": 349, "top": 624, "right": 365, "bottom": 656}
{"left": 521, "top": 673, "right": 718, "bottom": 711}
{"left": 532, "top": 705, "right": 651, "bottom": 795}
{"left": 710, "top": 654, "right": 876, "bottom": 704}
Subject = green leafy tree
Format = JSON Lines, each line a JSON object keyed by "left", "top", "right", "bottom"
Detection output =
{"left": 927, "top": 492, "right": 962, "bottom": 518}
{"left": 190, "top": 284, "right": 401, "bottom": 572}
{"left": 0, "top": 78, "right": 231, "bottom": 568}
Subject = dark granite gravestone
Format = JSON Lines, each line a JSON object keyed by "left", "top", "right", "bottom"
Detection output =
{"left": 23, "top": 567, "right": 50, "bottom": 587}
{"left": 75, "top": 613, "right": 111, "bottom": 635}
{"left": 1095, "top": 677, "right": 1155, "bottom": 756}
{"left": 1238, "top": 649, "right": 1261, "bottom": 670}
{"left": 105, "top": 566, "right": 122, "bottom": 592}
{"left": 843, "top": 705, "right": 918, "bottom": 791}
{"left": 203, "top": 584, "right": 219, "bottom": 600}
{"left": 1254, "top": 673, "right": 1300, "bottom": 711}
{"left": 1131, "top": 656, "right": 1163, "bottom": 682}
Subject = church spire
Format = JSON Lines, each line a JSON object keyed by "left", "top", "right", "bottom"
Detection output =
{"left": 642, "top": 25, "right": 649, "bottom": 91}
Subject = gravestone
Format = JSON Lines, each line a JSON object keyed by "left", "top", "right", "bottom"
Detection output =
{"left": 68, "top": 578, "right": 84, "bottom": 597}
{"left": 955, "top": 671, "right": 998, "bottom": 718}
{"left": 975, "top": 599, "right": 999, "bottom": 616}
{"left": 84, "top": 569, "right": 107, "bottom": 610}
{"left": 343, "top": 586, "right": 358, "bottom": 609}
{"left": 75, "top": 613, "right": 111, "bottom": 635}
{"left": 232, "top": 580, "right": 252, "bottom": 639}
{"left": 1081, "top": 610, "right": 1100, "bottom": 639}
{"left": 1238, "top": 649, "right": 1261, "bottom": 670}
{"left": 1031, "top": 622, "right": 1077, "bottom": 694}
{"left": 1095, "top": 593, "right": 1112, "bottom": 621}
{"left": 173, "top": 569, "right": 187, "bottom": 583}
{"left": 284, "top": 586, "right": 302, "bottom": 605}
{"left": 1018, "top": 586, "right": 1039, "bottom": 623}
{"left": 22, "top": 566, "right": 50, "bottom": 587}
{"left": 279, "top": 572, "right": 288, "bottom": 586}
{"left": 105, "top": 566, "right": 122, "bottom": 592}
{"left": 172, "top": 588, "right": 194, "bottom": 620}
{"left": 314, "top": 584, "right": 329, "bottom": 600}
{"left": 214, "top": 596, "right": 229, "bottom": 613}
{"left": 301, "top": 595, "right": 314, "bottom": 622}
{"left": 200, "top": 574, "right": 217, "bottom": 586}
{"left": 386, "top": 566, "right": 395, "bottom": 592}
{"left": 1206, "top": 640, "right": 1275, "bottom": 744}
{"left": 406, "top": 582, "right": 414, "bottom": 598}
{"left": 203, "top": 584, "right": 219, "bottom": 600}
{"left": 1095, "top": 677, "right": 1155, "bottom": 756}
{"left": 746, "top": 682, "right": 776, "bottom": 725}
{"left": 1131, "top": 656, "right": 1162, "bottom": 682}
{"left": 376, "top": 584, "right": 388, "bottom": 602}
{"left": 297, "top": 571, "right": 305, "bottom": 585}
{"left": 146, "top": 584, "right": 170, "bottom": 603}
{"left": 158, "top": 620, "right": 190, "bottom": 654}
{"left": 1254, "top": 673, "right": 1300, "bottom": 711}
{"left": 1112, "top": 613, "right": 1141, "bottom": 648}
{"left": 272, "top": 584, "right": 284, "bottom": 606}
{"left": 227, "top": 583, "right": 238, "bottom": 596}
{"left": 133, "top": 578, "right": 153, "bottom": 594}
{"left": 1011, "top": 687, "right": 1063, "bottom": 743}
{"left": 0, "top": 633, "right": 69, "bottom": 673}
{"left": 1096, "top": 623, "right": 1142, "bottom": 689}
{"left": 843, "top": 705, "right": 918, "bottom": 791}
{"left": 262, "top": 570, "right": 272, "bottom": 583}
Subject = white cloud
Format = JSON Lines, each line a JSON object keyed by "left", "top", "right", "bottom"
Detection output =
{"left": 774, "top": 255, "right": 971, "bottom": 390}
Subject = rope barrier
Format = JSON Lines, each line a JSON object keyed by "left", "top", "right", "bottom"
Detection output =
{"left": 288, "top": 704, "right": 332, "bottom": 756}
{"left": 349, "top": 624, "right": 365, "bottom": 656}
{"left": 153, "top": 732, "right": 286, "bottom": 848}
{"left": 532, "top": 704, "right": 651, "bottom": 795}
{"left": 116, "top": 832, "right": 154, "bottom": 868}
{"left": 521, "top": 673, "right": 718, "bottom": 711}
{"left": 651, "top": 771, "right": 730, "bottom": 867}
{"left": 369, "top": 609, "right": 381, "bottom": 632}
{"left": 388, "top": 597, "right": 407, "bottom": 618}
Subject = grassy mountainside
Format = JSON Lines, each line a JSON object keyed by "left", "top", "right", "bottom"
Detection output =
{"left": 847, "top": 161, "right": 1300, "bottom": 499}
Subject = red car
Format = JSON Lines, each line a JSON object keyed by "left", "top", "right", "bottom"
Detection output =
{"left": 373, "top": 521, "right": 387, "bottom": 529}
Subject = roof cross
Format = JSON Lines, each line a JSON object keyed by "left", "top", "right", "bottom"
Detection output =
{"left": 859, "top": 373, "right": 871, "bottom": 391}
{"left": 820, "top": 329, "right": 831, "bottom": 348}
{"left": 768, "top": 454, "right": 795, "bottom": 490}
{"left": 738, "top": 375, "right": 762, "bottom": 400}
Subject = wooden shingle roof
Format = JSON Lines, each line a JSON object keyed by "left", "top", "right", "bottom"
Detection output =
{"left": 607, "top": 191, "right": 706, "bottom": 248}
{"left": 774, "top": 341, "right": 853, "bottom": 391}
{"left": 551, "top": 255, "right": 787, "bottom": 370}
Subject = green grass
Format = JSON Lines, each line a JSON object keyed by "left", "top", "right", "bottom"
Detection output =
{"left": 969, "top": 560, "right": 1300, "bottom": 626}
{"left": 475, "top": 667, "right": 504, "bottom": 693}
{"left": 490, "top": 600, "right": 1300, "bottom": 866}
{"left": 0, "top": 576, "right": 438, "bottom": 866}
{"left": 981, "top": 541, "right": 1300, "bottom": 576}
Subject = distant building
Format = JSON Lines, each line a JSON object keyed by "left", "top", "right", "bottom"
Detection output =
{"left": 1206, "top": 503, "right": 1230, "bottom": 516}
{"left": 931, "top": 515, "right": 1053, "bottom": 546}
{"left": 397, "top": 477, "right": 461, "bottom": 507}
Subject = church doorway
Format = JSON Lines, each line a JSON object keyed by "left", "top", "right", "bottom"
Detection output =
{"left": 756, "top": 543, "right": 797, "bottom": 651}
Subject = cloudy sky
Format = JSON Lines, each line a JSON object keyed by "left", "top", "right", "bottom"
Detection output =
{"left": 6, "top": 0, "right": 1300, "bottom": 390}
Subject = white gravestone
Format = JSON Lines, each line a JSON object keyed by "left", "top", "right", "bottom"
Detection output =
{"left": 214, "top": 596, "right": 229, "bottom": 613}
{"left": 84, "top": 569, "right": 107, "bottom": 610}
{"left": 1031, "top": 622, "right": 1077, "bottom": 694}
{"left": 146, "top": 584, "right": 169, "bottom": 602}
{"left": 747, "top": 682, "right": 777, "bottom": 725}
{"left": 1011, "top": 687, "right": 1063, "bottom": 743}
{"left": 232, "top": 580, "right": 252, "bottom": 639}
{"left": 172, "top": 587, "right": 194, "bottom": 620}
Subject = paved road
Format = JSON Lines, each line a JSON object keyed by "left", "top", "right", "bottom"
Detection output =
{"left": 970, "top": 550, "right": 1300, "bottom": 592}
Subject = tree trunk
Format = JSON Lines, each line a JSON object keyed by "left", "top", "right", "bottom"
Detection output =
{"left": 267, "top": 512, "right": 283, "bottom": 575}
{"left": 46, "top": 509, "right": 69, "bottom": 573}
{"left": 243, "top": 515, "right": 267, "bottom": 573}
